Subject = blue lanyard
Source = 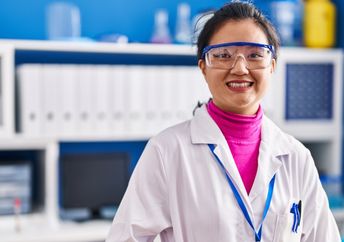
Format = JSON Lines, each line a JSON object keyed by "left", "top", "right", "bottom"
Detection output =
{"left": 208, "top": 144, "right": 276, "bottom": 242}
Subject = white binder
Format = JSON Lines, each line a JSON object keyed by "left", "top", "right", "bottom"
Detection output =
{"left": 76, "top": 65, "right": 96, "bottom": 135}
{"left": 17, "top": 64, "right": 43, "bottom": 136}
{"left": 126, "top": 65, "right": 145, "bottom": 136}
{"left": 191, "top": 66, "right": 211, "bottom": 104}
{"left": 58, "top": 65, "right": 78, "bottom": 137}
{"left": 108, "top": 65, "right": 126, "bottom": 137}
{"left": 185, "top": 66, "right": 210, "bottom": 117}
{"left": 175, "top": 66, "right": 192, "bottom": 123}
{"left": 93, "top": 65, "right": 111, "bottom": 135}
{"left": 156, "top": 66, "right": 175, "bottom": 132}
{"left": 142, "top": 66, "right": 160, "bottom": 136}
{"left": 41, "top": 64, "right": 59, "bottom": 137}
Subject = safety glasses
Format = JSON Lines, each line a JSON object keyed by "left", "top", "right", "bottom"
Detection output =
{"left": 201, "top": 42, "right": 275, "bottom": 70}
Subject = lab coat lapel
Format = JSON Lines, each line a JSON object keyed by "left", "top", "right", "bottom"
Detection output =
{"left": 191, "top": 105, "right": 253, "bottom": 215}
{"left": 249, "top": 116, "right": 288, "bottom": 202}
{"left": 212, "top": 143, "right": 253, "bottom": 211}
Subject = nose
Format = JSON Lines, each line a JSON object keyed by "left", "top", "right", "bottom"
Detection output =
{"left": 230, "top": 55, "right": 249, "bottom": 75}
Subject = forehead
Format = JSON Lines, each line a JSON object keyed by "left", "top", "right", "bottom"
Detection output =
{"left": 209, "top": 19, "right": 269, "bottom": 46}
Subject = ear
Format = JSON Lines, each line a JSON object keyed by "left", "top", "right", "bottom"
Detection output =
{"left": 198, "top": 59, "right": 207, "bottom": 76}
{"left": 270, "top": 59, "right": 276, "bottom": 74}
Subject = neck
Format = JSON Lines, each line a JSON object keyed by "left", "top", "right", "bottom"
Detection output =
{"left": 207, "top": 100, "right": 263, "bottom": 140}
{"left": 212, "top": 100, "right": 259, "bottom": 115}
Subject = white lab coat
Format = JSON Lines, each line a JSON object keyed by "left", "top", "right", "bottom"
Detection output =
{"left": 106, "top": 105, "right": 341, "bottom": 242}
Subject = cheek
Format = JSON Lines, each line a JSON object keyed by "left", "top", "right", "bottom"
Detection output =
{"left": 252, "top": 70, "right": 272, "bottom": 87}
{"left": 204, "top": 70, "right": 228, "bottom": 86}
{"left": 207, "top": 73, "right": 229, "bottom": 95}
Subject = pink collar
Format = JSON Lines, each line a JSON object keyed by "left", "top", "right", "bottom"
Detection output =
{"left": 206, "top": 101, "right": 263, "bottom": 141}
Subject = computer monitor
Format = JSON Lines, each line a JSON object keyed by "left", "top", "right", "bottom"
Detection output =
{"left": 60, "top": 152, "right": 130, "bottom": 218}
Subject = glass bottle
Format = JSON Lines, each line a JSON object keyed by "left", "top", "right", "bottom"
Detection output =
{"left": 151, "top": 9, "right": 172, "bottom": 44}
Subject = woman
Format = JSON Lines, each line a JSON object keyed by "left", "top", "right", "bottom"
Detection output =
{"left": 106, "top": 2, "right": 341, "bottom": 241}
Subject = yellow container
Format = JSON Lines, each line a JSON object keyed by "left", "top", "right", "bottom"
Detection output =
{"left": 304, "top": 0, "right": 336, "bottom": 48}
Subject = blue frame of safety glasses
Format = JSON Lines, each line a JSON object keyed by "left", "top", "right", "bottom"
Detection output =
{"left": 201, "top": 42, "right": 275, "bottom": 59}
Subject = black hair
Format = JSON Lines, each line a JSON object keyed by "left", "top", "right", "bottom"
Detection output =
{"left": 196, "top": 1, "right": 280, "bottom": 61}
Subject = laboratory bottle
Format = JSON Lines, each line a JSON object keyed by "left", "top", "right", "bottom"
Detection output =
{"left": 304, "top": 0, "right": 336, "bottom": 48}
{"left": 46, "top": 2, "right": 81, "bottom": 40}
{"left": 150, "top": 9, "right": 172, "bottom": 44}
{"left": 175, "top": 3, "right": 192, "bottom": 44}
{"left": 269, "top": 0, "right": 304, "bottom": 46}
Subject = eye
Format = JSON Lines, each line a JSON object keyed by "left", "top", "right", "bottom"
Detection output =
{"left": 247, "top": 52, "right": 264, "bottom": 59}
{"left": 246, "top": 47, "right": 271, "bottom": 60}
{"left": 213, "top": 53, "right": 231, "bottom": 59}
{"left": 213, "top": 52, "right": 232, "bottom": 59}
{"left": 248, "top": 52, "right": 263, "bottom": 59}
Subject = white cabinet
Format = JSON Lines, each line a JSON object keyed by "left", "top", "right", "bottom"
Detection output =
{"left": 0, "top": 44, "right": 14, "bottom": 136}
{"left": 265, "top": 48, "right": 343, "bottom": 179}
{"left": 0, "top": 40, "right": 342, "bottom": 242}
{"left": 0, "top": 40, "right": 206, "bottom": 242}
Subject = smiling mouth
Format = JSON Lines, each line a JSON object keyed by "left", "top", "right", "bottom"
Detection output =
{"left": 226, "top": 82, "right": 254, "bottom": 88}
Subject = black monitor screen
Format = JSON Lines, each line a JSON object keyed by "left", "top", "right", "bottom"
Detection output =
{"left": 60, "top": 152, "right": 130, "bottom": 209}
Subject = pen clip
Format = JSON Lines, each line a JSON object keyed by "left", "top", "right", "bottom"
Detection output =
{"left": 298, "top": 200, "right": 302, "bottom": 219}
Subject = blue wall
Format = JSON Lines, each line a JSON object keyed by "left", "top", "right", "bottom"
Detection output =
{"left": 0, "top": 0, "right": 225, "bottom": 43}
{"left": 0, "top": 0, "right": 342, "bottom": 46}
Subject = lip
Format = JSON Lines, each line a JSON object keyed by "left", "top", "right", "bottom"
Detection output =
{"left": 226, "top": 80, "right": 254, "bottom": 92}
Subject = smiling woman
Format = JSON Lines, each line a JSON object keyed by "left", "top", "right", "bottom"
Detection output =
{"left": 105, "top": 2, "right": 341, "bottom": 242}
{"left": 198, "top": 23, "right": 276, "bottom": 115}
{"left": 197, "top": 11, "right": 278, "bottom": 115}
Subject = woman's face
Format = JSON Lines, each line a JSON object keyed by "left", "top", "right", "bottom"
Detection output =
{"left": 199, "top": 19, "right": 276, "bottom": 115}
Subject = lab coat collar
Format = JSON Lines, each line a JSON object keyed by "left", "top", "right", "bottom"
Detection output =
{"left": 190, "top": 104, "right": 227, "bottom": 145}
{"left": 190, "top": 105, "right": 290, "bottom": 203}
{"left": 190, "top": 104, "right": 290, "bottom": 155}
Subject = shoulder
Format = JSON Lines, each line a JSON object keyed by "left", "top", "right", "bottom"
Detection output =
{"left": 149, "top": 120, "right": 192, "bottom": 151}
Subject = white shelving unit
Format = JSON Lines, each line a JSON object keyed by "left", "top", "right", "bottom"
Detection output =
{"left": 0, "top": 40, "right": 342, "bottom": 241}
{"left": 0, "top": 40, "right": 199, "bottom": 242}
{"left": 266, "top": 48, "right": 343, "bottom": 177}
{"left": 0, "top": 43, "right": 14, "bottom": 137}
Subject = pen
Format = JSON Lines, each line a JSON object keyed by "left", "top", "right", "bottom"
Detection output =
{"left": 290, "top": 201, "right": 301, "bottom": 233}
{"left": 298, "top": 200, "right": 302, "bottom": 220}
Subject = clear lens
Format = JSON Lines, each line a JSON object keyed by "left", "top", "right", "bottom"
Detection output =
{"left": 205, "top": 45, "right": 273, "bottom": 70}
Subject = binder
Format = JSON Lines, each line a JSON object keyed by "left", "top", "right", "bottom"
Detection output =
{"left": 155, "top": 66, "right": 174, "bottom": 132}
{"left": 126, "top": 65, "right": 145, "bottom": 136}
{"left": 164, "top": 66, "right": 181, "bottom": 128}
{"left": 177, "top": 67, "right": 196, "bottom": 122}
{"left": 108, "top": 65, "right": 126, "bottom": 137}
{"left": 191, "top": 66, "right": 211, "bottom": 104}
{"left": 93, "top": 65, "right": 111, "bottom": 135}
{"left": 142, "top": 66, "right": 160, "bottom": 136}
{"left": 58, "top": 65, "right": 78, "bottom": 137}
{"left": 17, "top": 64, "right": 43, "bottom": 136}
{"left": 175, "top": 66, "right": 192, "bottom": 123}
{"left": 41, "top": 64, "right": 59, "bottom": 137}
{"left": 76, "top": 65, "right": 96, "bottom": 135}
{"left": 185, "top": 66, "right": 211, "bottom": 116}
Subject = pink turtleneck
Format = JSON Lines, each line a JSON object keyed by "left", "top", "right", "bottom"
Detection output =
{"left": 207, "top": 101, "right": 263, "bottom": 194}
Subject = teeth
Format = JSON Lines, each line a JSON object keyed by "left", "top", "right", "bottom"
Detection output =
{"left": 227, "top": 82, "right": 252, "bottom": 88}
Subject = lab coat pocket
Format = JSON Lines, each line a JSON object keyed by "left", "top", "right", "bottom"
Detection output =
{"left": 274, "top": 212, "right": 302, "bottom": 242}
